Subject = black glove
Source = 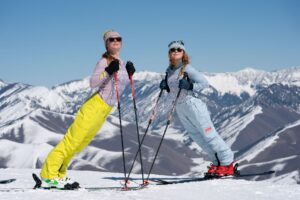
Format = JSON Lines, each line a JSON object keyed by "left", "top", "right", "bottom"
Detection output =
{"left": 160, "top": 79, "right": 170, "bottom": 93}
{"left": 105, "top": 59, "right": 119, "bottom": 75}
{"left": 179, "top": 76, "right": 193, "bottom": 90}
{"left": 125, "top": 61, "right": 136, "bottom": 78}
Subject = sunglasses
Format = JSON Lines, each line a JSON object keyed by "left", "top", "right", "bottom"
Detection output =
{"left": 169, "top": 48, "right": 183, "bottom": 53}
{"left": 168, "top": 40, "right": 184, "bottom": 47}
{"left": 108, "top": 37, "right": 122, "bottom": 42}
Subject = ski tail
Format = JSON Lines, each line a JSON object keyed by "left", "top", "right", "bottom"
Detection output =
{"left": 235, "top": 170, "right": 275, "bottom": 177}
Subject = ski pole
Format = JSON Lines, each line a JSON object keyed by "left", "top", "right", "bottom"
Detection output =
{"left": 145, "top": 87, "right": 182, "bottom": 181}
{"left": 113, "top": 72, "right": 128, "bottom": 188}
{"left": 125, "top": 73, "right": 168, "bottom": 184}
{"left": 145, "top": 73, "right": 188, "bottom": 181}
{"left": 125, "top": 89, "right": 163, "bottom": 184}
{"left": 127, "top": 71, "right": 145, "bottom": 183}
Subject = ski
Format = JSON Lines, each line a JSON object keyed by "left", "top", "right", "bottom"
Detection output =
{"left": 4, "top": 173, "right": 147, "bottom": 192}
{"left": 234, "top": 170, "right": 275, "bottom": 177}
{"left": 0, "top": 186, "right": 146, "bottom": 192}
{"left": 151, "top": 170, "right": 275, "bottom": 185}
{"left": 0, "top": 179, "right": 16, "bottom": 184}
{"left": 86, "top": 185, "right": 146, "bottom": 191}
{"left": 152, "top": 177, "right": 207, "bottom": 185}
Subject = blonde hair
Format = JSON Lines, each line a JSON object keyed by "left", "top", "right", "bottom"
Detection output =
{"left": 169, "top": 51, "right": 190, "bottom": 77}
{"left": 102, "top": 52, "right": 116, "bottom": 65}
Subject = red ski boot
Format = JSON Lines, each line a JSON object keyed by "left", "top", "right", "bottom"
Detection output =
{"left": 214, "top": 162, "right": 236, "bottom": 177}
{"left": 205, "top": 163, "right": 219, "bottom": 178}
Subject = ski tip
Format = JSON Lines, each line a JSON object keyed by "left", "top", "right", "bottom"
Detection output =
{"left": 32, "top": 173, "right": 39, "bottom": 180}
{"left": 32, "top": 173, "right": 42, "bottom": 189}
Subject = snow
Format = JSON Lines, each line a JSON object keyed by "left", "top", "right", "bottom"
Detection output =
{"left": 0, "top": 108, "right": 66, "bottom": 143}
{"left": 240, "top": 119, "right": 300, "bottom": 162}
{"left": 0, "top": 169, "right": 299, "bottom": 200}
{"left": 52, "top": 77, "right": 90, "bottom": 91}
{"left": 0, "top": 140, "right": 52, "bottom": 168}
{"left": 272, "top": 170, "right": 300, "bottom": 184}
{"left": 203, "top": 67, "right": 266, "bottom": 96}
{"left": 0, "top": 79, "right": 7, "bottom": 88}
{"left": 220, "top": 106, "right": 263, "bottom": 146}
{"left": 133, "top": 71, "right": 162, "bottom": 82}
{"left": 14, "top": 86, "right": 66, "bottom": 111}
{"left": 76, "top": 146, "right": 123, "bottom": 167}
{"left": 204, "top": 66, "right": 300, "bottom": 96}
{"left": 240, "top": 156, "right": 297, "bottom": 171}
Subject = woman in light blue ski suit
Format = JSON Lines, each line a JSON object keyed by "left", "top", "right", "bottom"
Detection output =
{"left": 159, "top": 40, "right": 235, "bottom": 176}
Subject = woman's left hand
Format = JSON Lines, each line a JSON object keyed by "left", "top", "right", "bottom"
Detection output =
{"left": 125, "top": 61, "right": 136, "bottom": 77}
{"left": 179, "top": 77, "right": 193, "bottom": 90}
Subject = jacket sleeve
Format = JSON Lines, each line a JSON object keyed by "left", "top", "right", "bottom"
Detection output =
{"left": 89, "top": 59, "right": 111, "bottom": 88}
{"left": 185, "top": 64, "right": 209, "bottom": 91}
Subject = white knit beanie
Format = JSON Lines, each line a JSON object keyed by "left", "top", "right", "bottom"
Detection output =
{"left": 168, "top": 40, "right": 185, "bottom": 51}
{"left": 102, "top": 29, "right": 121, "bottom": 44}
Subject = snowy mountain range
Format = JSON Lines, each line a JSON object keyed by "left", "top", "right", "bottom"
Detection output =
{"left": 0, "top": 67, "right": 299, "bottom": 184}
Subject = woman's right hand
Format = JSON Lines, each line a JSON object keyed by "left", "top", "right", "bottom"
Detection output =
{"left": 105, "top": 59, "right": 120, "bottom": 75}
{"left": 160, "top": 79, "right": 170, "bottom": 93}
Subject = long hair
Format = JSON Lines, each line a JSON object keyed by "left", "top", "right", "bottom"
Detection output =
{"left": 102, "top": 51, "right": 116, "bottom": 65}
{"left": 169, "top": 51, "right": 190, "bottom": 78}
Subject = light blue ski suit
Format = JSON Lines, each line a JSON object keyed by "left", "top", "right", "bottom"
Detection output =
{"left": 164, "top": 63, "right": 234, "bottom": 166}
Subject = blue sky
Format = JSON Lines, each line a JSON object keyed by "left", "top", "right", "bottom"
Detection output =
{"left": 0, "top": 0, "right": 299, "bottom": 87}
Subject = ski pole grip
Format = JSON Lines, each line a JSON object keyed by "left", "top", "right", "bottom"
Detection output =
{"left": 125, "top": 61, "right": 135, "bottom": 79}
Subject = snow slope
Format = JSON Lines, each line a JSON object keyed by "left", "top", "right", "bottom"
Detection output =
{"left": 0, "top": 169, "right": 299, "bottom": 200}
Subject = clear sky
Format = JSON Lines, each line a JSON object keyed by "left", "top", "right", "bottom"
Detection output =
{"left": 1, "top": 0, "right": 299, "bottom": 87}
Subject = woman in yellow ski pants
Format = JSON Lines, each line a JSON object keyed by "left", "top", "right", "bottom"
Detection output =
{"left": 40, "top": 93, "right": 112, "bottom": 179}
{"left": 40, "top": 30, "right": 135, "bottom": 188}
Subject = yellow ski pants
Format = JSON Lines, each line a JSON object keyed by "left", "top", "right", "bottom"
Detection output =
{"left": 40, "top": 93, "right": 112, "bottom": 179}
